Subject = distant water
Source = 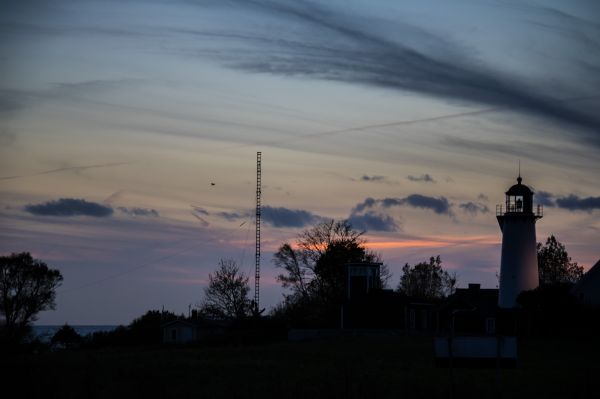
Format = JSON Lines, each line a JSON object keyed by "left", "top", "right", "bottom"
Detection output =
{"left": 33, "top": 325, "right": 118, "bottom": 342}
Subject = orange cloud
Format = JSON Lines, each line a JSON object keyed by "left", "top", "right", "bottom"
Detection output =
{"left": 366, "top": 235, "right": 499, "bottom": 250}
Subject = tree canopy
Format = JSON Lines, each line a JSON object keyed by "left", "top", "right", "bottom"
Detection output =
{"left": 537, "top": 235, "right": 583, "bottom": 286}
{"left": 51, "top": 324, "right": 82, "bottom": 346}
{"left": 274, "top": 219, "right": 389, "bottom": 306}
{"left": 0, "top": 252, "right": 63, "bottom": 343}
{"left": 397, "top": 256, "right": 456, "bottom": 300}
{"left": 200, "top": 259, "right": 251, "bottom": 320}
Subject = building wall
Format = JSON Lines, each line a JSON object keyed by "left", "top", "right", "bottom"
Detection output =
{"left": 499, "top": 216, "right": 539, "bottom": 308}
{"left": 163, "top": 324, "right": 196, "bottom": 344}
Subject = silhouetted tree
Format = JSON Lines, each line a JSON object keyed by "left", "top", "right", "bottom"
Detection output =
{"left": 129, "top": 309, "right": 177, "bottom": 344}
{"left": 86, "top": 309, "right": 178, "bottom": 347}
{"left": 51, "top": 324, "right": 82, "bottom": 346}
{"left": 274, "top": 219, "right": 390, "bottom": 304}
{"left": 0, "top": 252, "right": 63, "bottom": 343}
{"left": 200, "top": 259, "right": 250, "bottom": 319}
{"left": 537, "top": 235, "right": 583, "bottom": 286}
{"left": 397, "top": 256, "right": 456, "bottom": 300}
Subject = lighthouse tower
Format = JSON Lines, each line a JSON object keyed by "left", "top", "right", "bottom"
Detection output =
{"left": 497, "top": 175, "right": 543, "bottom": 308}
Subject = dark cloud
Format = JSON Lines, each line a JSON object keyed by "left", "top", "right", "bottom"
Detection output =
{"left": 216, "top": 211, "right": 248, "bottom": 221}
{"left": 25, "top": 198, "right": 113, "bottom": 217}
{"left": 191, "top": 206, "right": 210, "bottom": 215}
{"left": 361, "top": 175, "right": 385, "bottom": 182}
{"left": 535, "top": 191, "right": 556, "bottom": 207}
{"left": 555, "top": 195, "right": 600, "bottom": 211}
{"left": 407, "top": 174, "right": 436, "bottom": 183}
{"left": 201, "top": 0, "right": 600, "bottom": 144}
{"left": 347, "top": 211, "right": 399, "bottom": 232}
{"left": 402, "top": 194, "right": 451, "bottom": 215}
{"left": 499, "top": 190, "right": 599, "bottom": 212}
{"left": 117, "top": 207, "right": 159, "bottom": 217}
{"left": 262, "top": 206, "right": 323, "bottom": 228}
{"left": 352, "top": 194, "right": 452, "bottom": 215}
{"left": 478, "top": 193, "right": 489, "bottom": 201}
{"left": 212, "top": 205, "right": 323, "bottom": 227}
{"left": 459, "top": 202, "right": 490, "bottom": 215}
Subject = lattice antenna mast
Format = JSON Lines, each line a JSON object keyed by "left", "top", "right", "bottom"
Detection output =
{"left": 254, "top": 152, "right": 262, "bottom": 309}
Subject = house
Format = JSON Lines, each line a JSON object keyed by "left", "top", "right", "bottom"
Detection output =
{"left": 439, "top": 284, "right": 499, "bottom": 335}
{"left": 161, "top": 318, "right": 230, "bottom": 344}
{"left": 571, "top": 259, "right": 600, "bottom": 306}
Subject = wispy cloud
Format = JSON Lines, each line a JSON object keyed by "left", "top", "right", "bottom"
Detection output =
{"left": 196, "top": 0, "right": 600, "bottom": 144}
{"left": 459, "top": 202, "right": 489, "bottom": 215}
{"left": 0, "top": 162, "right": 129, "bottom": 181}
{"left": 407, "top": 174, "right": 436, "bottom": 183}
{"left": 361, "top": 175, "right": 386, "bottom": 182}
{"left": 117, "top": 207, "right": 159, "bottom": 217}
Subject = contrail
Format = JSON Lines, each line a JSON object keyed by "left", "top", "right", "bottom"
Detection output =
{"left": 0, "top": 162, "right": 129, "bottom": 181}
{"left": 217, "top": 107, "right": 497, "bottom": 152}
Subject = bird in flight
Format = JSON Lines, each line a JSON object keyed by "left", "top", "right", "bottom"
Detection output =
{"left": 210, "top": 182, "right": 215, "bottom": 186}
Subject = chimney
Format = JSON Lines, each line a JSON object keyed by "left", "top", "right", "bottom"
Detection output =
{"left": 468, "top": 283, "right": 480, "bottom": 292}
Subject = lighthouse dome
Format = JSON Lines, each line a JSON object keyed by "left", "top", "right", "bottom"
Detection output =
{"left": 505, "top": 176, "right": 533, "bottom": 196}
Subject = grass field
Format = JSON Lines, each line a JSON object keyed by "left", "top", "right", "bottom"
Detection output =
{"left": 6, "top": 334, "right": 599, "bottom": 399}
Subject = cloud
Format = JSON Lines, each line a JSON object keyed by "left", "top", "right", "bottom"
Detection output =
{"left": 262, "top": 206, "right": 323, "bottom": 227}
{"left": 459, "top": 202, "right": 490, "bottom": 215}
{"left": 361, "top": 175, "right": 386, "bottom": 182}
{"left": 402, "top": 194, "right": 451, "bottom": 215}
{"left": 211, "top": 205, "right": 324, "bottom": 227}
{"left": 555, "top": 195, "right": 600, "bottom": 212}
{"left": 199, "top": 0, "right": 600, "bottom": 143}
{"left": 25, "top": 198, "right": 113, "bottom": 217}
{"left": 191, "top": 206, "right": 210, "bottom": 215}
{"left": 352, "top": 194, "right": 452, "bottom": 215}
{"left": 407, "top": 174, "right": 436, "bottom": 183}
{"left": 535, "top": 191, "right": 555, "bottom": 207}
{"left": 496, "top": 190, "right": 599, "bottom": 212}
{"left": 117, "top": 207, "right": 159, "bottom": 217}
{"left": 347, "top": 211, "right": 399, "bottom": 232}
{"left": 23, "top": 198, "right": 162, "bottom": 218}
{"left": 478, "top": 193, "right": 489, "bottom": 201}
{"left": 216, "top": 211, "right": 248, "bottom": 221}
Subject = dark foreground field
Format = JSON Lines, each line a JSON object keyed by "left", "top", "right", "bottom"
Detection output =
{"left": 6, "top": 335, "right": 599, "bottom": 399}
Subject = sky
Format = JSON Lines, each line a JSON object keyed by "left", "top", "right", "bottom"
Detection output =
{"left": 1, "top": 0, "right": 599, "bottom": 325}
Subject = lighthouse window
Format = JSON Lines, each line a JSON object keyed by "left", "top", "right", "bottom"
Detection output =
{"left": 515, "top": 196, "right": 523, "bottom": 211}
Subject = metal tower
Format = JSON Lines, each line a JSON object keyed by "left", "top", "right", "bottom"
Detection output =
{"left": 254, "top": 152, "right": 262, "bottom": 308}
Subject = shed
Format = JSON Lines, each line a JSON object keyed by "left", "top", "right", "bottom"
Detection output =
{"left": 162, "top": 320, "right": 198, "bottom": 344}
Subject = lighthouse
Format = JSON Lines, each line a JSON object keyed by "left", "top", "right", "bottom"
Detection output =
{"left": 497, "top": 175, "right": 543, "bottom": 308}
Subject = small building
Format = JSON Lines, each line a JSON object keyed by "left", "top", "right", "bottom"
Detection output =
{"left": 162, "top": 320, "right": 198, "bottom": 344}
{"left": 346, "top": 262, "right": 382, "bottom": 300}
